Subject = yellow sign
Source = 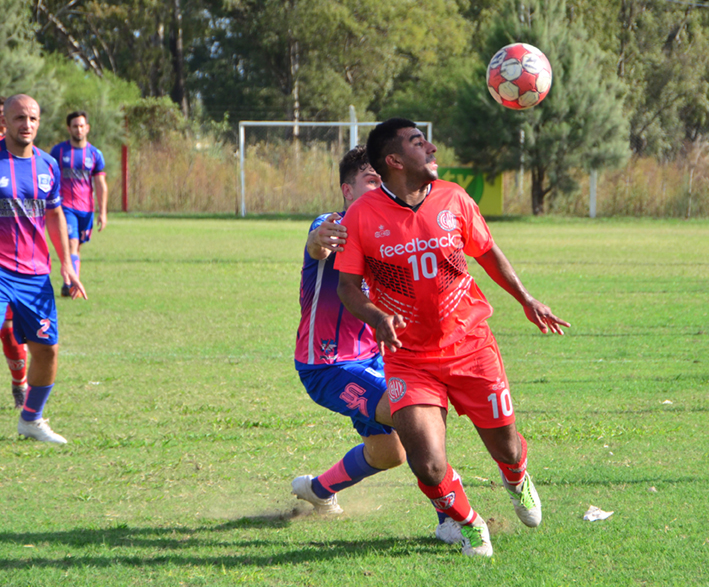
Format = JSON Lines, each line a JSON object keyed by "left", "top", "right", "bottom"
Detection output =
{"left": 438, "top": 168, "right": 503, "bottom": 216}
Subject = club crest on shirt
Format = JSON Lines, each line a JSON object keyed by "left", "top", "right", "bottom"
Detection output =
{"left": 37, "top": 174, "right": 52, "bottom": 193}
{"left": 85, "top": 157, "right": 93, "bottom": 168}
{"left": 63, "top": 156, "right": 70, "bottom": 163}
{"left": 437, "top": 210, "right": 457, "bottom": 232}
{"left": 388, "top": 377, "right": 406, "bottom": 403}
{"left": 0, "top": 176, "right": 8, "bottom": 188}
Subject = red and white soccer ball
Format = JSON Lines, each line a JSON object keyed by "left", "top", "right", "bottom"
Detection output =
{"left": 486, "top": 43, "right": 552, "bottom": 110}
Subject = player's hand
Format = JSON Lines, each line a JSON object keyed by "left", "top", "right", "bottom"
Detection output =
{"left": 312, "top": 213, "right": 347, "bottom": 253}
{"left": 97, "top": 212, "right": 108, "bottom": 232}
{"left": 60, "top": 265, "right": 88, "bottom": 300}
{"left": 523, "top": 299, "right": 569, "bottom": 335}
{"left": 375, "top": 314, "right": 407, "bottom": 355}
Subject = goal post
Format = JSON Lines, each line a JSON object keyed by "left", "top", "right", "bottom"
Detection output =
{"left": 237, "top": 118, "right": 433, "bottom": 217}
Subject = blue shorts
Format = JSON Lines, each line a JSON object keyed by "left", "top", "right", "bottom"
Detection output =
{"left": 298, "top": 355, "right": 392, "bottom": 437}
{"left": 63, "top": 207, "right": 94, "bottom": 244}
{"left": 0, "top": 267, "right": 58, "bottom": 345}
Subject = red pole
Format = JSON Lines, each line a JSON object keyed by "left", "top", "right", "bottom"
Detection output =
{"left": 121, "top": 114, "right": 129, "bottom": 212}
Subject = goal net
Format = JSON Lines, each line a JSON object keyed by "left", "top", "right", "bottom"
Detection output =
{"left": 238, "top": 118, "right": 432, "bottom": 216}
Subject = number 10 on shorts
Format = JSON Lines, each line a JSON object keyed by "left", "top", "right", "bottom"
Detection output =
{"left": 488, "top": 388, "right": 513, "bottom": 419}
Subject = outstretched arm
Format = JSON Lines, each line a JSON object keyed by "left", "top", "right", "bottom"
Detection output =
{"left": 45, "top": 207, "right": 87, "bottom": 300}
{"left": 475, "top": 243, "right": 568, "bottom": 334}
{"left": 337, "top": 271, "right": 406, "bottom": 355}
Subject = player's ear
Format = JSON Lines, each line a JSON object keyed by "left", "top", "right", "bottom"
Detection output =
{"left": 385, "top": 153, "right": 403, "bottom": 171}
{"left": 341, "top": 183, "right": 354, "bottom": 203}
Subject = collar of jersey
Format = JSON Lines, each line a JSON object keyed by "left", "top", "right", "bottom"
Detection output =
{"left": 380, "top": 182, "right": 432, "bottom": 212}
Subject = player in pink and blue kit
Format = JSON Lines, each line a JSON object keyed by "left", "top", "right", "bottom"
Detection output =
{"left": 50, "top": 111, "right": 107, "bottom": 297}
{"left": 291, "top": 146, "right": 408, "bottom": 514}
{"left": 0, "top": 94, "right": 87, "bottom": 444}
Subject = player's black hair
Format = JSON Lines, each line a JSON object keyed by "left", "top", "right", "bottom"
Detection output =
{"left": 67, "top": 110, "right": 89, "bottom": 126}
{"left": 366, "top": 117, "right": 417, "bottom": 181}
{"left": 339, "top": 145, "right": 371, "bottom": 186}
{"left": 0, "top": 96, "right": 5, "bottom": 106}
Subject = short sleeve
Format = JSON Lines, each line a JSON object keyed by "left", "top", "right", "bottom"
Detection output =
{"left": 333, "top": 203, "right": 366, "bottom": 275}
{"left": 45, "top": 157, "right": 62, "bottom": 209}
{"left": 49, "top": 144, "right": 61, "bottom": 165}
{"left": 460, "top": 193, "right": 494, "bottom": 258}
{"left": 92, "top": 147, "right": 106, "bottom": 175}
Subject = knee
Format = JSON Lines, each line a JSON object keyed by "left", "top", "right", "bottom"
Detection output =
{"left": 493, "top": 440, "right": 522, "bottom": 465}
{"left": 410, "top": 458, "right": 448, "bottom": 487}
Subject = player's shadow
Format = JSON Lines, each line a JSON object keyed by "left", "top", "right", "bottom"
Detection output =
{"left": 0, "top": 514, "right": 444, "bottom": 570}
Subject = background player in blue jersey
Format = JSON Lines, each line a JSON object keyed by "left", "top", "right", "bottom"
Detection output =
{"left": 50, "top": 111, "right": 107, "bottom": 297}
{"left": 0, "top": 94, "right": 87, "bottom": 444}
{"left": 291, "top": 146, "right": 408, "bottom": 513}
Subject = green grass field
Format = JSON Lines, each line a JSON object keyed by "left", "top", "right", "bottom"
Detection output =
{"left": 0, "top": 216, "right": 707, "bottom": 587}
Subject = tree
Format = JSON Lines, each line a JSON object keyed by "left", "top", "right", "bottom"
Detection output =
{"left": 452, "top": 0, "right": 629, "bottom": 214}
{"left": 32, "top": 0, "right": 207, "bottom": 116}
{"left": 0, "top": 0, "right": 63, "bottom": 126}
{"left": 190, "top": 0, "right": 472, "bottom": 124}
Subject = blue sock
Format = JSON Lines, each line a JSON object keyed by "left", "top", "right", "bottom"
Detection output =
{"left": 311, "top": 444, "right": 382, "bottom": 499}
{"left": 21, "top": 384, "right": 53, "bottom": 421}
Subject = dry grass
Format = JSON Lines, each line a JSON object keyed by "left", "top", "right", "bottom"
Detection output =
{"left": 107, "top": 135, "right": 709, "bottom": 217}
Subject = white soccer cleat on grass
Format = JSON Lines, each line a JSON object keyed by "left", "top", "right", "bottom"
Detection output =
{"left": 460, "top": 517, "right": 493, "bottom": 558}
{"left": 291, "top": 474, "right": 343, "bottom": 515}
{"left": 503, "top": 472, "right": 542, "bottom": 527}
{"left": 18, "top": 416, "right": 67, "bottom": 444}
{"left": 435, "top": 516, "right": 463, "bottom": 544}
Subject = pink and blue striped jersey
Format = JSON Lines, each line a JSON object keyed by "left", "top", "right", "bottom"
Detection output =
{"left": 0, "top": 140, "right": 61, "bottom": 275}
{"left": 50, "top": 141, "right": 105, "bottom": 212}
{"left": 295, "top": 212, "right": 379, "bottom": 369}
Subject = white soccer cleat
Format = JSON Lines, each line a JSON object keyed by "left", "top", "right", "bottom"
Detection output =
{"left": 291, "top": 474, "right": 343, "bottom": 515}
{"left": 461, "top": 517, "right": 493, "bottom": 558}
{"left": 502, "top": 472, "right": 542, "bottom": 527}
{"left": 18, "top": 416, "right": 67, "bottom": 444}
{"left": 435, "top": 516, "right": 463, "bottom": 544}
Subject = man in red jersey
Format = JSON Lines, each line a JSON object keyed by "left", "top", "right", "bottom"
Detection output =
{"left": 335, "top": 118, "right": 569, "bottom": 557}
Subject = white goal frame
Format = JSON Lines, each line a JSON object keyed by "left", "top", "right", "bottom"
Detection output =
{"left": 238, "top": 117, "right": 432, "bottom": 217}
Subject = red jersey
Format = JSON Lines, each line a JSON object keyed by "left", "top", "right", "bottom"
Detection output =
{"left": 334, "top": 179, "right": 495, "bottom": 352}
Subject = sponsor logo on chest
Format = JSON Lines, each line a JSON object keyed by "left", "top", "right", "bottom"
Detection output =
{"left": 0, "top": 176, "right": 8, "bottom": 189}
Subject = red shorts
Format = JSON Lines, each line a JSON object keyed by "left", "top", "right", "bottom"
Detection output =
{"left": 383, "top": 323, "right": 515, "bottom": 429}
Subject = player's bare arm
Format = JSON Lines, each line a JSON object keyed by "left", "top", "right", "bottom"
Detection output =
{"left": 95, "top": 174, "right": 108, "bottom": 231}
{"left": 337, "top": 271, "right": 406, "bottom": 354}
{"left": 45, "top": 207, "right": 87, "bottom": 300}
{"left": 307, "top": 213, "right": 347, "bottom": 259}
{"left": 475, "top": 243, "right": 569, "bottom": 335}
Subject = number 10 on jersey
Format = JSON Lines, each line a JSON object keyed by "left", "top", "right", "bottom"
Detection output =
{"left": 407, "top": 253, "right": 438, "bottom": 281}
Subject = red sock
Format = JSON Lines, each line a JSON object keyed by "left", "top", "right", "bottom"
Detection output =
{"left": 496, "top": 433, "right": 528, "bottom": 487}
{"left": 418, "top": 464, "right": 478, "bottom": 526}
{"left": 1, "top": 325, "right": 27, "bottom": 386}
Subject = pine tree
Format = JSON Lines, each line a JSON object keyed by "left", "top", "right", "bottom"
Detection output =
{"left": 452, "top": 0, "right": 629, "bottom": 214}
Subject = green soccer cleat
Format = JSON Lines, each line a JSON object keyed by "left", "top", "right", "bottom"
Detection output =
{"left": 503, "top": 472, "right": 542, "bottom": 527}
{"left": 460, "top": 517, "right": 493, "bottom": 558}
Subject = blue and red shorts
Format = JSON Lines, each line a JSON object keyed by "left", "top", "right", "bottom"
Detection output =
{"left": 63, "top": 206, "right": 94, "bottom": 244}
{"left": 298, "top": 355, "right": 393, "bottom": 437}
{"left": 0, "top": 267, "right": 58, "bottom": 345}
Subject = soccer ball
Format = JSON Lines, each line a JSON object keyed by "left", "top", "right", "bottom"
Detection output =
{"left": 486, "top": 43, "right": 552, "bottom": 110}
